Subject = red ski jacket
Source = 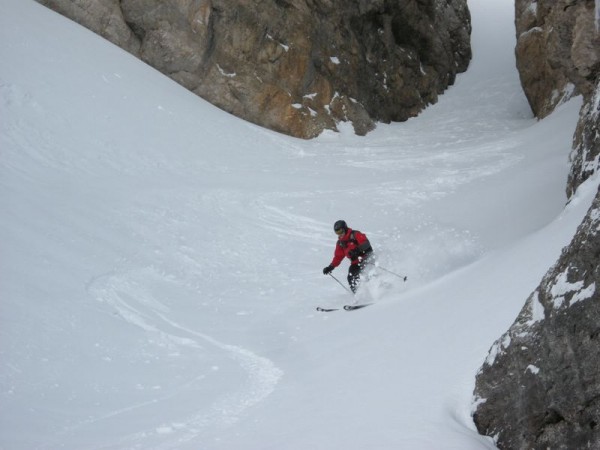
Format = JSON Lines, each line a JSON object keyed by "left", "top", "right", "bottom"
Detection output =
{"left": 330, "top": 228, "right": 373, "bottom": 267}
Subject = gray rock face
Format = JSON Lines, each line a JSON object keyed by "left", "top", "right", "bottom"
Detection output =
{"left": 515, "top": 0, "right": 599, "bottom": 119}
{"left": 37, "top": 0, "right": 471, "bottom": 138}
{"left": 473, "top": 185, "right": 600, "bottom": 450}
{"left": 568, "top": 79, "right": 600, "bottom": 197}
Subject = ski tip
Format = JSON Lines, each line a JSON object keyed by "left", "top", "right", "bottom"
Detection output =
{"left": 343, "top": 303, "right": 372, "bottom": 311}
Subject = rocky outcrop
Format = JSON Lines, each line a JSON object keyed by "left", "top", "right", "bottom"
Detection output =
{"left": 568, "top": 79, "right": 600, "bottom": 197}
{"left": 37, "top": 0, "right": 472, "bottom": 138}
{"left": 473, "top": 185, "right": 600, "bottom": 449}
{"left": 514, "top": 0, "right": 600, "bottom": 215}
{"left": 515, "top": 0, "right": 599, "bottom": 119}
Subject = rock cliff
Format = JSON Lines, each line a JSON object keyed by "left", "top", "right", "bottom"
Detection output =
{"left": 569, "top": 79, "right": 600, "bottom": 197}
{"left": 514, "top": 0, "right": 599, "bottom": 197}
{"left": 473, "top": 1, "right": 600, "bottom": 448}
{"left": 515, "top": 0, "right": 599, "bottom": 119}
{"left": 37, "top": 0, "right": 471, "bottom": 138}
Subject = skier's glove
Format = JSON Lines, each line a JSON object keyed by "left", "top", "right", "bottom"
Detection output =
{"left": 323, "top": 265, "right": 334, "bottom": 275}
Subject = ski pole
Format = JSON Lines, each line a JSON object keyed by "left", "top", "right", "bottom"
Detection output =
{"left": 367, "top": 262, "right": 407, "bottom": 281}
{"left": 329, "top": 273, "right": 354, "bottom": 294}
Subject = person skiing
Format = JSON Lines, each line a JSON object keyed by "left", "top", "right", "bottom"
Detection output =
{"left": 322, "top": 220, "right": 373, "bottom": 293}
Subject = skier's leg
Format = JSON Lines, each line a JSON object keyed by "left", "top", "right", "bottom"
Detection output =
{"left": 347, "top": 264, "right": 361, "bottom": 293}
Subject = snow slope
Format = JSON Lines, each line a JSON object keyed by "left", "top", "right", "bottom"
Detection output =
{"left": 1, "top": 0, "right": 597, "bottom": 449}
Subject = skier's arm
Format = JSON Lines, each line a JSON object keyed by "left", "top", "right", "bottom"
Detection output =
{"left": 330, "top": 243, "right": 345, "bottom": 267}
{"left": 323, "top": 243, "right": 345, "bottom": 275}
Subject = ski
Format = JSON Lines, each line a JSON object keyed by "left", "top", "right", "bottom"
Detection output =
{"left": 343, "top": 303, "right": 372, "bottom": 311}
{"left": 316, "top": 304, "right": 372, "bottom": 312}
{"left": 316, "top": 306, "right": 339, "bottom": 312}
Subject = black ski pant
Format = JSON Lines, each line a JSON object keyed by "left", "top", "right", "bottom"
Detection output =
{"left": 347, "top": 262, "right": 365, "bottom": 293}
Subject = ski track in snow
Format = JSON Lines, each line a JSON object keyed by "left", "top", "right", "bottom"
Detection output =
{"left": 78, "top": 267, "right": 284, "bottom": 449}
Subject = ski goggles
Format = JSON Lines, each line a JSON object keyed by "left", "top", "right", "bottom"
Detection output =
{"left": 335, "top": 228, "right": 345, "bottom": 236}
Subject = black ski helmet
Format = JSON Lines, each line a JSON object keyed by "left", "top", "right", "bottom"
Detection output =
{"left": 333, "top": 220, "right": 348, "bottom": 234}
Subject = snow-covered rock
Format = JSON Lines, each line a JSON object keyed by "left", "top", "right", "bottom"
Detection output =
{"left": 569, "top": 79, "right": 600, "bottom": 197}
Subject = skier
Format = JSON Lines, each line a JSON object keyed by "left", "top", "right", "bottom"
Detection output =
{"left": 322, "top": 220, "right": 373, "bottom": 293}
